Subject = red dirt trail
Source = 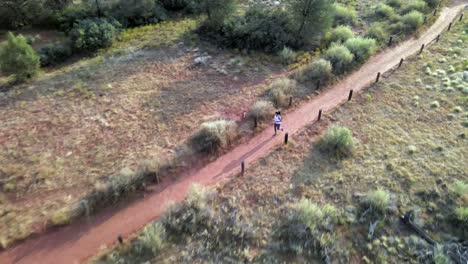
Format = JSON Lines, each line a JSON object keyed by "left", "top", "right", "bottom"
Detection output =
{"left": 1, "top": 4, "right": 466, "bottom": 264}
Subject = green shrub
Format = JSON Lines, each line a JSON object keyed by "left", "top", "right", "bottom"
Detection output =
{"left": 293, "top": 199, "right": 324, "bottom": 231}
{"left": 69, "top": 18, "right": 121, "bottom": 52}
{"left": 402, "top": 0, "right": 428, "bottom": 14}
{"left": 0, "top": 0, "right": 53, "bottom": 29}
{"left": 401, "top": 11, "right": 424, "bottom": 32}
{"left": 423, "top": 0, "right": 439, "bottom": 8}
{"left": 386, "top": 0, "right": 402, "bottom": 8}
{"left": 344, "top": 37, "right": 377, "bottom": 63}
{"left": 38, "top": 41, "right": 73, "bottom": 67}
{"left": 220, "top": 7, "right": 296, "bottom": 52}
{"left": 433, "top": 244, "right": 450, "bottom": 264}
{"left": 269, "top": 78, "right": 297, "bottom": 107}
{"left": 294, "top": 58, "right": 333, "bottom": 83}
{"left": 191, "top": 0, "right": 237, "bottom": 29}
{"left": 367, "top": 23, "right": 389, "bottom": 43}
{"left": 162, "top": 184, "right": 213, "bottom": 235}
{"left": 319, "top": 126, "right": 354, "bottom": 158}
{"left": 0, "top": 32, "right": 40, "bottom": 82}
{"left": 365, "top": 189, "right": 390, "bottom": 215}
{"left": 132, "top": 223, "right": 165, "bottom": 257}
{"left": 190, "top": 120, "right": 237, "bottom": 153}
{"left": 324, "top": 43, "right": 354, "bottom": 74}
{"left": 286, "top": 0, "right": 334, "bottom": 44}
{"left": 451, "top": 181, "right": 468, "bottom": 197}
{"left": 374, "top": 4, "right": 397, "bottom": 19}
{"left": 111, "top": 0, "right": 168, "bottom": 27}
{"left": 332, "top": 3, "right": 358, "bottom": 26}
{"left": 160, "top": 0, "right": 189, "bottom": 10}
{"left": 455, "top": 207, "right": 468, "bottom": 227}
{"left": 279, "top": 47, "right": 297, "bottom": 64}
{"left": 248, "top": 100, "right": 275, "bottom": 121}
{"left": 328, "top": 25, "right": 354, "bottom": 44}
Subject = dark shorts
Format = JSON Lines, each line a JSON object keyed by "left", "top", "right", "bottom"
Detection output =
{"left": 274, "top": 123, "right": 281, "bottom": 130}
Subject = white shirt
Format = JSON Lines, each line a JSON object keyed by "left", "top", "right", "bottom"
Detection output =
{"left": 274, "top": 115, "right": 281, "bottom": 124}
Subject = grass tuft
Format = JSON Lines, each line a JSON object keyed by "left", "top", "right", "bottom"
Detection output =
{"left": 190, "top": 120, "right": 237, "bottom": 154}
{"left": 268, "top": 78, "right": 297, "bottom": 107}
{"left": 318, "top": 126, "right": 354, "bottom": 158}
{"left": 248, "top": 100, "right": 275, "bottom": 121}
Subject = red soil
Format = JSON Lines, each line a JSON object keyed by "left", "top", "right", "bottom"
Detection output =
{"left": 0, "top": 4, "right": 465, "bottom": 263}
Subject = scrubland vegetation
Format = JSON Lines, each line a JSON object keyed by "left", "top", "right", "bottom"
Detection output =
{"left": 0, "top": 0, "right": 450, "bottom": 250}
{"left": 98, "top": 16, "right": 467, "bottom": 263}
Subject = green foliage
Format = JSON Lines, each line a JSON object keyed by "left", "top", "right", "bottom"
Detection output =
{"left": 328, "top": 25, "right": 355, "bottom": 44}
{"left": 111, "top": 0, "right": 168, "bottom": 27}
{"left": 401, "top": 0, "right": 428, "bottom": 14}
{"left": 190, "top": 0, "right": 237, "bottom": 29}
{"left": 0, "top": 0, "right": 60, "bottom": 29}
{"left": 0, "top": 32, "right": 40, "bottom": 82}
{"left": 423, "top": 0, "right": 439, "bottom": 8}
{"left": 38, "top": 41, "right": 72, "bottom": 67}
{"left": 401, "top": 10, "right": 424, "bottom": 32}
{"left": 374, "top": 4, "right": 397, "bottom": 20}
{"left": 433, "top": 244, "right": 451, "bottom": 264}
{"left": 318, "top": 126, "right": 354, "bottom": 158}
{"left": 220, "top": 7, "right": 295, "bottom": 52}
{"left": 279, "top": 47, "right": 297, "bottom": 64}
{"left": 324, "top": 43, "right": 354, "bottom": 74}
{"left": 248, "top": 100, "right": 275, "bottom": 121}
{"left": 286, "top": 0, "right": 335, "bottom": 44}
{"left": 386, "top": 0, "right": 402, "bottom": 8}
{"left": 364, "top": 189, "right": 390, "bottom": 215}
{"left": 160, "top": 0, "right": 190, "bottom": 10}
{"left": 455, "top": 207, "right": 468, "bottom": 227}
{"left": 451, "top": 181, "right": 468, "bottom": 197}
{"left": 269, "top": 78, "right": 297, "bottom": 107}
{"left": 69, "top": 18, "right": 121, "bottom": 52}
{"left": 332, "top": 3, "right": 358, "bottom": 26}
{"left": 132, "top": 223, "right": 165, "bottom": 257}
{"left": 275, "top": 199, "right": 341, "bottom": 256}
{"left": 294, "top": 58, "right": 333, "bottom": 83}
{"left": 344, "top": 37, "right": 377, "bottom": 63}
{"left": 367, "top": 23, "right": 389, "bottom": 43}
{"left": 190, "top": 120, "right": 237, "bottom": 153}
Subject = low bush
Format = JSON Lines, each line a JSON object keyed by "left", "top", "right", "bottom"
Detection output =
{"left": 131, "top": 223, "right": 165, "bottom": 257}
{"left": 433, "top": 244, "right": 451, "bottom": 264}
{"left": 0, "top": 32, "right": 40, "bottom": 82}
{"left": 364, "top": 189, "right": 391, "bottom": 216}
{"left": 332, "top": 3, "right": 358, "bottom": 26}
{"left": 451, "top": 181, "right": 468, "bottom": 197}
{"left": 401, "top": 11, "right": 424, "bottom": 32}
{"left": 324, "top": 43, "right": 354, "bottom": 74}
{"left": 344, "top": 37, "right": 377, "bottom": 63}
{"left": 386, "top": 0, "right": 402, "bottom": 8}
{"left": 159, "top": 0, "right": 189, "bottom": 10}
{"left": 111, "top": 0, "right": 168, "bottom": 27}
{"left": 279, "top": 46, "right": 297, "bottom": 64}
{"left": 190, "top": 120, "right": 237, "bottom": 153}
{"left": 455, "top": 207, "right": 468, "bottom": 227}
{"left": 191, "top": 0, "right": 237, "bottom": 30}
{"left": 269, "top": 78, "right": 297, "bottom": 107}
{"left": 328, "top": 25, "right": 354, "bottom": 44}
{"left": 219, "top": 7, "right": 296, "bottom": 52}
{"left": 69, "top": 18, "right": 121, "bottom": 52}
{"left": 401, "top": 0, "right": 428, "bottom": 14}
{"left": 318, "top": 126, "right": 354, "bottom": 158}
{"left": 275, "top": 199, "right": 341, "bottom": 256}
{"left": 38, "top": 41, "right": 73, "bottom": 67}
{"left": 294, "top": 58, "right": 333, "bottom": 83}
{"left": 374, "top": 4, "right": 397, "bottom": 20}
{"left": 366, "top": 23, "right": 389, "bottom": 44}
{"left": 248, "top": 100, "right": 275, "bottom": 121}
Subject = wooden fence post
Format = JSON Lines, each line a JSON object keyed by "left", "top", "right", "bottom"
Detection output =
{"left": 318, "top": 109, "right": 322, "bottom": 121}
{"left": 448, "top": 22, "right": 452, "bottom": 31}
{"left": 419, "top": 44, "right": 425, "bottom": 54}
{"left": 460, "top": 13, "right": 464, "bottom": 21}
{"left": 376, "top": 72, "right": 381, "bottom": 83}
{"left": 348, "top": 90, "right": 354, "bottom": 101}
{"left": 118, "top": 235, "right": 123, "bottom": 244}
{"left": 433, "top": 8, "right": 437, "bottom": 16}
{"left": 254, "top": 117, "right": 258, "bottom": 128}
{"left": 398, "top": 58, "right": 404, "bottom": 68}
{"left": 241, "top": 161, "right": 245, "bottom": 176}
{"left": 436, "top": 34, "right": 440, "bottom": 43}
{"left": 388, "top": 36, "right": 393, "bottom": 46}
{"left": 284, "top": 133, "right": 289, "bottom": 145}
{"left": 424, "top": 16, "right": 427, "bottom": 24}
{"left": 316, "top": 80, "right": 321, "bottom": 90}
{"left": 289, "top": 96, "right": 293, "bottom": 107}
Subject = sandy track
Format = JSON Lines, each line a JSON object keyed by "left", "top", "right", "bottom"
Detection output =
{"left": 0, "top": 3, "right": 466, "bottom": 264}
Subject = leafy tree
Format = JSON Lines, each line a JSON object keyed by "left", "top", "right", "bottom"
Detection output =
{"left": 286, "top": 0, "right": 335, "bottom": 44}
{"left": 0, "top": 0, "right": 45, "bottom": 29}
{"left": 0, "top": 32, "right": 40, "bottom": 82}
{"left": 69, "top": 18, "right": 121, "bottom": 52}
{"left": 189, "top": 0, "right": 237, "bottom": 29}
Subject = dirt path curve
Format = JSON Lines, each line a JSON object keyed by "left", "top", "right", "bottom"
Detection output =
{"left": 1, "top": 4, "right": 466, "bottom": 264}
